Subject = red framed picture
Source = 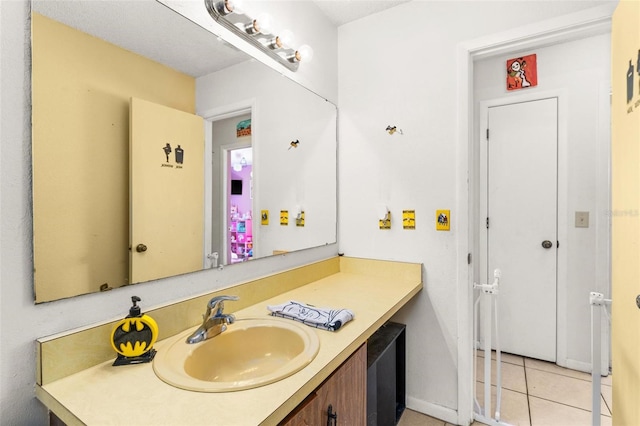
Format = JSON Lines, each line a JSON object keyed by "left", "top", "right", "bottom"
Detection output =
{"left": 507, "top": 54, "right": 537, "bottom": 91}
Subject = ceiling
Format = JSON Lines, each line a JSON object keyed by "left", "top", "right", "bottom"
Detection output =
{"left": 312, "top": 0, "right": 411, "bottom": 26}
{"left": 31, "top": 0, "right": 410, "bottom": 78}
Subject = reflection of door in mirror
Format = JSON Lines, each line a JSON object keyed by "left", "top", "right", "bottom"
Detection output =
{"left": 130, "top": 98, "right": 204, "bottom": 283}
{"left": 227, "top": 146, "right": 253, "bottom": 264}
{"left": 211, "top": 113, "right": 254, "bottom": 265}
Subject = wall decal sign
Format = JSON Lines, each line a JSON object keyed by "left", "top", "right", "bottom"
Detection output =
{"left": 403, "top": 210, "right": 415, "bottom": 230}
{"left": 280, "top": 210, "right": 289, "bottom": 226}
{"left": 236, "top": 119, "right": 251, "bottom": 137}
{"left": 379, "top": 212, "right": 391, "bottom": 230}
{"left": 296, "top": 211, "right": 305, "bottom": 227}
{"left": 507, "top": 54, "right": 537, "bottom": 91}
{"left": 436, "top": 210, "right": 450, "bottom": 231}
{"left": 625, "top": 50, "right": 640, "bottom": 114}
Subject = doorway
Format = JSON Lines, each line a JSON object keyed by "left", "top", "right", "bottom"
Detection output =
{"left": 203, "top": 104, "right": 255, "bottom": 268}
{"left": 226, "top": 145, "right": 253, "bottom": 264}
{"left": 457, "top": 8, "right": 614, "bottom": 423}
{"left": 479, "top": 97, "right": 559, "bottom": 362}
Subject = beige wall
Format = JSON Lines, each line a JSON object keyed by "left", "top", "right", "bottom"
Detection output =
{"left": 31, "top": 13, "right": 195, "bottom": 302}
{"left": 611, "top": 1, "right": 640, "bottom": 424}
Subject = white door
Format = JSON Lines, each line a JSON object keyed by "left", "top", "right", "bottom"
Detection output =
{"left": 485, "top": 98, "right": 558, "bottom": 362}
{"left": 129, "top": 97, "right": 204, "bottom": 283}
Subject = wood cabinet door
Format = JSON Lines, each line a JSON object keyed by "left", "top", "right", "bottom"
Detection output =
{"left": 281, "top": 344, "right": 367, "bottom": 426}
{"left": 316, "top": 344, "right": 367, "bottom": 426}
{"left": 280, "top": 393, "right": 324, "bottom": 426}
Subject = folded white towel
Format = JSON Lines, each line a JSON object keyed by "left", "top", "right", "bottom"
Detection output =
{"left": 267, "top": 300, "right": 354, "bottom": 331}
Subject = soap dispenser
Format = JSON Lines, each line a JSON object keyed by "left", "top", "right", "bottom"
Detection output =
{"left": 110, "top": 296, "right": 158, "bottom": 366}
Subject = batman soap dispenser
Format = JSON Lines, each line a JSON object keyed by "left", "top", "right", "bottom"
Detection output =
{"left": 110, "top": 296, "right": 158, "bottom": 366}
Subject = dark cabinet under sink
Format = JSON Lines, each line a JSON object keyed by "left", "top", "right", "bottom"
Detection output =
{"left": 367, "top": 322, "right": 406, "bottom": 426}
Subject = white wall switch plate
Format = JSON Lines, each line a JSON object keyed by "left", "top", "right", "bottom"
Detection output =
{"left": 575, "top": 211, "right": 589, "bottom": 228}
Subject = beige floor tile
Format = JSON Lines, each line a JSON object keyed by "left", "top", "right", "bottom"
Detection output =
{"left": 526, "top": 368, "right": 608, "bottom": 413}
{"left": 475, "top": 382, "right": 530, "bottom": 426}
{"left": 529, "top": 396, "right": 612, "bottom": 426}
{"left": 477, "top": 349, "right": 525, "bottom": 366}
{"left": 524, "top": 358, "right": 591, "bottom": 382}
{"left": 398, "top": 408, "right": 445, "bottom": 426}
{"left": 476, "top": 357, "right": 527, "bottom": 393}
{"left": 601, "top": 384, "right": 612, "bottom": 416}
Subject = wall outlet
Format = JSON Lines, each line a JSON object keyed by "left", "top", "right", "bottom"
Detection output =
{"left": 575, "top": 211, "right": 589, "bottom": 228}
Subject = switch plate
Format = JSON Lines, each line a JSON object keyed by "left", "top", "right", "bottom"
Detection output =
{"left": 575, "top": 211, "right": 589, "bottom": 228}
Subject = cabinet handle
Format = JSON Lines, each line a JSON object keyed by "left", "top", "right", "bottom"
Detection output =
{"left": 327, "top": 404, "right": 337, "bottom": 426}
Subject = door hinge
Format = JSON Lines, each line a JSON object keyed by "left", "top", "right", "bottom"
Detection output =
{"left": 486, "top": 217, "right": 489, "bottom": 229}
{"left": 557, "top": 240, "right": 560, "bottom": 248}
{"left": 467, "top": 253, "right": 472, "bottom": 265}
{"left": 486, "top": 128, "right": 489, "bottom": 140}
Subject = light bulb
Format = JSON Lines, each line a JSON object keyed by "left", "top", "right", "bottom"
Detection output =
{"left": 244, "top": 13, "right": 274, "bottom": 35}
{"left": 265, "top": 29, "right": 294, "bottom": 50}
{"left": 224, "top": 0, "right": 245, "bottom": 14}
{"left": 254, "top": 13, "right": 274, "bottom": 35}
{"left": 269, "top": 29, "right": 294, "bottom": 49}
{"left": 295, "top": 44, "right": 314, "bottom": 62}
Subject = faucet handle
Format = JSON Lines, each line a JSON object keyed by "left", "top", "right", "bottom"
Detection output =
{"left": 207, "top": 295, "right": 239, "bottom": 316}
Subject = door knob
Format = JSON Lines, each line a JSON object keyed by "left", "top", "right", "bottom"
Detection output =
{"left": 136, "top": 244, "right": 148, "bottom": 253}
{"left": 541, "top": 240, "right": 553, "bottom": 249}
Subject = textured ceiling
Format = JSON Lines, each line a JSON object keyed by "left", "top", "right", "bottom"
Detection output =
{"left": 32, "top": 0, "right": 249, "bottom": 77}
{"left": 312, "top": 0, "right": 411, "bottom": 26}
{"left": 31, "top": 0, "right": 409, "bottom": 78}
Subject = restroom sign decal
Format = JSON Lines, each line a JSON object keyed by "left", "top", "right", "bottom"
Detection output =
{"left": 161, "top": 143, "right": 185, "bottom": 169}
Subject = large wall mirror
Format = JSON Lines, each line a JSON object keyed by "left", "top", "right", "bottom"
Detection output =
{"left": 31, "top": 0, "right": 337, "bottom": 303}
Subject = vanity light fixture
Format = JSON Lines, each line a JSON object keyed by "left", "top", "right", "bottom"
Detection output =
{"left": 205, "top": 0, "right": 313, "bottom": 72}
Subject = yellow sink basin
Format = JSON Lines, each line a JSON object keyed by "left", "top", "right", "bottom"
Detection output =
{"left": 153, "top": 317, "right": 320, "bottom": 392}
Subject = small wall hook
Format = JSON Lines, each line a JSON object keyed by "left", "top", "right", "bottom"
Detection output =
{"left": 386, "top": 125, "right": 403, "bottom": 135}
{"left": 288, "top": 139, "right": 300, "bottom": 150}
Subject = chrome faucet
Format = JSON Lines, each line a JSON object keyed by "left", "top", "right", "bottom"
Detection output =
{"left": 186, "top": 295, "right": 239, "bottom": 344}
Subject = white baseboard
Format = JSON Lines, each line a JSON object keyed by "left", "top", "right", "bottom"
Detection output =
{"left": 563, "top": 358, "right": 609, "bottom": 376}
{"left": 564, "top": 358, "right": 591, "bottom": 373}
{"left": 406, "top": 396, "right": 459, "bottom": 425}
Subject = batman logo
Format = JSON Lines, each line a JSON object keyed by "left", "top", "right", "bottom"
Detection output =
{"left": 111, "top": 318, "right": 155, "bottom": 358}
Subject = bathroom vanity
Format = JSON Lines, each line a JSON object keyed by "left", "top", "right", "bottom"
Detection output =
{"left": 36, "top": 257, "right": 422, "bottom": 425}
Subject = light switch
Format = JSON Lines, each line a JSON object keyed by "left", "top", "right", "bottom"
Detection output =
{"left": 575, "top": 211, "right": 589, "bottom": 228}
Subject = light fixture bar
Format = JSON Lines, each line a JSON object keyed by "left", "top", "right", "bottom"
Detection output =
{"left": 204, "top": 0, "right": 300, "bottom": 72}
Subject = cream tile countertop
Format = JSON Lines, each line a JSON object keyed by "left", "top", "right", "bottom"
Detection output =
{"left": 36, "top": 258, "right": 422, "bottom": 426}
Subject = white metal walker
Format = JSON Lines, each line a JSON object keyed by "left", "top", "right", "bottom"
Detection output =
{"left": 473, "top": 269, "right": 512, "bottom": 426}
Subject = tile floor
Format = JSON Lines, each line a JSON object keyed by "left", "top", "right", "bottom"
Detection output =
{"left": 397, "top": 351, "right": 612, "bottom": 426}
